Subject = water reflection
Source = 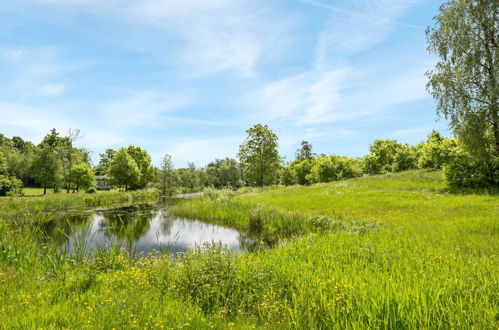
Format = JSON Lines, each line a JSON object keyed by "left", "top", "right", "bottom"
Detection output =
{"left": 42, "top": 204, "right": 269, "bottom": 255}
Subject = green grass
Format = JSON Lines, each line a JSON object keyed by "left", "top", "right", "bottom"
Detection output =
{"left": 1, "top": 170, "right": 498, "bottom": 328}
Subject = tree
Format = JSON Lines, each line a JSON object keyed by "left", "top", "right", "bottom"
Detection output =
{"left": 109, "top": 148, "right": 140, "bottom": 191}
{"left": 418, "top": 130, "right": 456, "bottom": 169}
{"left": 426, "top": 0, "right": 498, "bottom": 158}
{"left": 295, "top": 140, "right": 315, "bottom": 161}
{"left": 158, "top": 154, "right": 178, "bottom": 197}
{"left": 291, "top": 159, "right": 313, "bottom": 185}
{"left": 307, "top": 156, "right": 360, "bottom": 183}
{"left": 95, "top": 149, "right": 116, "bottom": 175}
{"left": 32, "top": 140, "right": 62, "bottom": 195}
{"left": 279, "top": 165, "right": 296, "bottom": 186}
{"left": 205, "top": 158, "right": 243, "bottom": 189}
{"left": 126, "top": 145, "right": 154, "bottom": 189}
{"left": 0, "top": 150, "right": 6, "bottom": 175}
{"left": 68, "top": 163, "right": 95, "bottom": 193}
{"left": 238, "top": 124, "right": 281, "bottom": 187}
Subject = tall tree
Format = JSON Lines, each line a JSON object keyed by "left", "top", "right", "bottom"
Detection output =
{"left": 206, "top": 158, "right": 243, "bottom": 189}
{"left": 95, "top": 149, "right": 116, "bottom": 175}
{"left": 158, "top": 154, "right": 178, "bottom": 197}
{"left": 426, "top": 0, "right": 498, "bottom": 158}
{"left": 109, "top": 148, "right": 140, "bottom": 191}
{"left": 32, "top": 145, "right": 61, "bottom": 194}
{"left": 295, "top": 140, "right": 315, "bottom": 161}
{"left": 238, "top": 124, "right": 280, "bottom": 187}
{"left": 68, "top": 163, "right": 95, "bottom": 193}
{"left": 126, "top": 145, "right": 154, "bottom": 189}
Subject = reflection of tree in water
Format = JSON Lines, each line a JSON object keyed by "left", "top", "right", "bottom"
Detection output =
{"left": 238, "top": 232, "right": 276, "bottom": 252}
{"left": 157, "top": 211, "right": 175, "bottom": 236}
{"left": 100, "top": 204, "right": 154, "bottom": 243}
{"left": 42, "top": 212, "right": 93, "bottom": 247}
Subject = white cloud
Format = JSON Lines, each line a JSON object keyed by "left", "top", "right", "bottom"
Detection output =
{"left": 311, "top": 0, "right": 424, "bottom": 69}
{"left": 100, "top": 90, "right": 193, "bottom": 129}
{"left": 0, "top": 102, "right": 73, "bottom": 143}
{"left": 248, "top": 69, "right": 349, "bottom": 124}
{"left": 36, "top": 83, "right": 66, "bottom": 96}
{"left": 0, "top": 47, "right": 85, "bottom": 98}
{"left": 9, "top": 0, "right": 297, "bottom": 77}
{"left": 169, "top": 136, "right": 242, "bottom": 167}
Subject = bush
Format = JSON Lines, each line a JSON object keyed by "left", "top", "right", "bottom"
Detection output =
{"left": 363, "top": 140, "right": 417, "bottom": 174}
{"left": 0, "top": 175, "right": 23, "bottom": 196}
{"left": 418, "top": 131, "right": 456, "bottom": 169}
{"left": 307, "top": 156, "right": 360, "bottom": 183}
{"left": 444, "top": 146, "right": 498, "bottom": 188}
{"left": 86, "top": 187, "right": 97, "bottom": 194}
{"left": 279, "top": 166, "right": 296, "bottom": 186}
{"left": 291, "top": 159, "right": 313, "bottom": 185}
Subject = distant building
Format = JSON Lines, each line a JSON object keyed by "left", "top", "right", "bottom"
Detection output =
{"left": 95, "top": 175, "right": 111, "bottom": 190}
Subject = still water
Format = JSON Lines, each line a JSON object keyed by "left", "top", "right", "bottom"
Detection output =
{"left": 42, "top": 204, "right": 263, "bottom": 255}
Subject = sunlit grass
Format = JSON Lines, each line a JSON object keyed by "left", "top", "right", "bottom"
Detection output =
{"left": 0, "top": 170, "right": 497, "bottom": 328}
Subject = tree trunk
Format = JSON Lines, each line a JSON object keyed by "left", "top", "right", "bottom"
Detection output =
{"left": 43, "top": 185, "right": 46, "bottom": 195}
{"left": 494, "top": 115, "right": 499, "bottom": 157}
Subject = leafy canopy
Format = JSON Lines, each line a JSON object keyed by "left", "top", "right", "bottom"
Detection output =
{"left": 238, "top": 124, "right": 280, "bottom": 187}
{"left": 426, "top": 0, "right": 498, "bottom": 158}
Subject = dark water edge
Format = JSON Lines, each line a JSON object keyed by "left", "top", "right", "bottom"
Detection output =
{"left": 41, "top": 203, "right": 273, "bottom": 256}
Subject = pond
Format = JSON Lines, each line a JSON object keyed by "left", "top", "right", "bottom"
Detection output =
{"left": 42, "top": 203, "right": 266, "bottom": 255}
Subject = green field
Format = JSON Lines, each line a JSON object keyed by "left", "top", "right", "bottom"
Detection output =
{"left": 0, "top": 170, "right": 497, "bottom": 328}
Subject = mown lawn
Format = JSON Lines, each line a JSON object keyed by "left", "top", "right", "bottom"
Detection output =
{"left": 1, "top": 170, "right": 498, "bottom": 329}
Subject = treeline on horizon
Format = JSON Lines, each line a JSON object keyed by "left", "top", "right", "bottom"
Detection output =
{"left": 0, "top": 123, "right": 497, "bottom": 197}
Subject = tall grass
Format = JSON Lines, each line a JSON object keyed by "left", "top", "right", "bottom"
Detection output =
{"left": 0, "top": 170, "right": 497, "bottom": 328}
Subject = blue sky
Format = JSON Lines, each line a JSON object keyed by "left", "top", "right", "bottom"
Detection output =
{"left": 0, "top": 0, "right": 449, "bottom": 167}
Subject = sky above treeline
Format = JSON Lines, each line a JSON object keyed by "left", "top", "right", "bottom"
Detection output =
{"left": 0, "top": 0, "right": 449, "bottom": 167}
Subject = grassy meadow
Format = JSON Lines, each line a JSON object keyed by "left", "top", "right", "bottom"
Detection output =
{"left": 0, "top": 170, "right": 497, "bottom": 328}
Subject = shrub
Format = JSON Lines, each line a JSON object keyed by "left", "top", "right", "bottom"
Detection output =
{"left": 291, "top": 159, "right": 313, "bottom": 185}
{"left": 279, "top": 166, "right": 296, "bottom": 186}
{"left": 86, "top": 187, "right": 97, "bottom": 194}
{"left": 307, "top": 156, "right": 361, "bottom": 183}
{"left": 444, "top": 146, "right": 498, "bottom": 188}
{"left": 0, "top": 175, "right": 23, "bottom": 196}
{"left": 418, "top": 131, "right": 456, "bottom": 169}
{"left": 364, "top": 140, "right": 417, "bottom": 174}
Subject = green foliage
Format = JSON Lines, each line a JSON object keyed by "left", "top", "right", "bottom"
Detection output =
{"left": 31, "top": 143, "right": 63, "bottom": 193}
{"left": 364, "top": 139, "right": 417, "bottom": 174}
{"left": 444, "top": 145, "right": 499, "bottom": 188}
{"left": 0, "top": 150, "right": 7, "bottom": 175}
{"left": 158, "top": 154, "right": 178, "bottom": 197}
{"left": 238, "top": 124, "right": 280, "bottom": 187}
{"left": 109, "top": 148, "right": 141, "bottom": 191}
{"left": 205, "top": 158, "right": 243, "bottom": 189}
{"left": 86, "top": 187, "right": 97, "bottom": 194}
{"left": 68, "top": 163, "right": 95, "bottom": 192}
{"left": 0, "top": 171, "right": 497, "bottom": 328}
{"left": 426, "top": 0, "right": 498, "bottom": 158}
{"left": 295, "top": 140, "right": 314, "bottom": 162}
{"left": 291, "top": 159, "right": 313, "bottom": 185}
{"left": 279, "top": 165, "right": 296, "bottom": 186}
{"left": 307, "top": 155, "right": 360, "bottom": 183}
{"left": 178, "top": 162, "right": 201, "bottom": 193}
{"left": 418, "top": 130, "right": 456, "bottom": 169}
{"left": 94, "top": 149, "right": 116, "bottom": 176}
{"left": 0, "top": 175, "right": 23, "bottom": 196}
{"left": 126, "top": 145, "right": 154, "bottom": 189}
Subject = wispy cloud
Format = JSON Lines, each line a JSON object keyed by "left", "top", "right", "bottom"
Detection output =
{"left": 100, "top": 90, "right": 194, "bottom": 129}
{"left": 169, "top": 136, "right": 242, "bottom": 167}
{"left": 313, "top": 0, "right": 425, "bottom": 69}
{"left": 9, "top": 0, "right": 298, "bottom": 78}
{"left": 0, "top": 46, "right": 85, "bottom": 99}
